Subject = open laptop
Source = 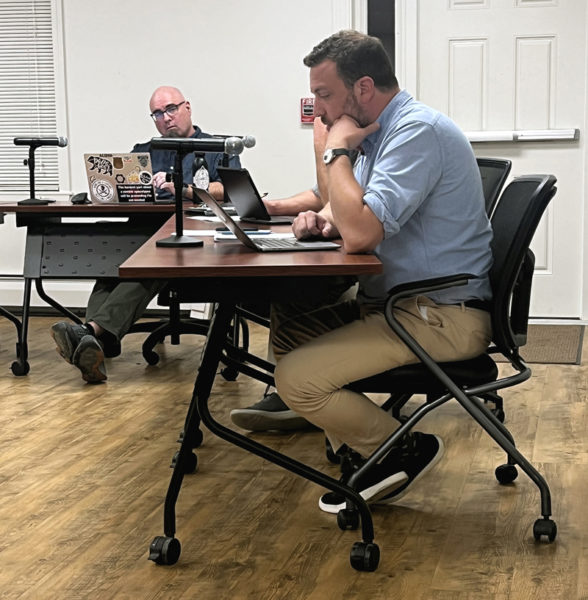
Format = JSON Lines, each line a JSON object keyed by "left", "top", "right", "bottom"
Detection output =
{"left": 84, "top": 152, "right": 156, "bottom": 203}
{"left": 194, "top": 188, "right": 341, "bottom": 253}
{"left": 217, "top": 167, "right": 294, "bottom": 224}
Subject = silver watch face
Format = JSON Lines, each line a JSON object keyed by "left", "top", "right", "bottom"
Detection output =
{"left": 323, "top": 148, "right": 348, "bottom": 164}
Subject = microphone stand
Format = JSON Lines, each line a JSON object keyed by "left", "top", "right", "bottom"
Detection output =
{"left": 156, "top": 149, "right": 203, "bottom": 247}
{"left": 18, "top": 146, "right": 56, "bottom": 205}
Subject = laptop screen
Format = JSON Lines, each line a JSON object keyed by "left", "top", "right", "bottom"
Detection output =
{"left": 193, "top": 188, "right": 259, "bottom": 250}
{"left": 216, "top": 167, "right": 271, "bottom": 220}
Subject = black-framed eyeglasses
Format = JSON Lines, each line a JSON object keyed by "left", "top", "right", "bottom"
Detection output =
{"left": 150, "top": 101, "right": 186, "bottom": 121}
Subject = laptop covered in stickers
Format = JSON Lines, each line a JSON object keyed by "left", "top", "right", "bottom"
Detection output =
{"left": 83, "top": 152, "right": 156, "bottom": 203}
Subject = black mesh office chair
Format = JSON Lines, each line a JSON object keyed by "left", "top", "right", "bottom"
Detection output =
{"left": 476, "top": 157, "right": 512, "bottom": 215}
{"left": 127, "top": 286, "right": 211, "bottom": 365}
{"left": 333, "top": 174, "right": 558, "bottom": 570}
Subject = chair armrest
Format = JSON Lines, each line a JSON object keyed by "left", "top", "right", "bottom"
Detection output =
{"left": 382, "top": 273, "right": 476, "bottom": 386}
{"left": 386, "top": 273, "right": 475, "bottom": 307}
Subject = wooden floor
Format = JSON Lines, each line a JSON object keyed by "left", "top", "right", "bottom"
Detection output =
{"left": 1, "top": 316, "right": 588, "bottom": 600}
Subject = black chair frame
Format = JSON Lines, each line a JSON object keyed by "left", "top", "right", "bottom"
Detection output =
{"left": 210, "top": 174, "right": 558, "bottom": 572}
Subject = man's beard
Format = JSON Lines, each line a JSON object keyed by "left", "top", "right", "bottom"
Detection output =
{"left": 321, "top": 91, "right": 370, "bottom": 129}
{"left": 344, "top": 92, "right": 370, "bottom": 128}
{"left": 164, "top": 127, "right": 181, "bottom": 138}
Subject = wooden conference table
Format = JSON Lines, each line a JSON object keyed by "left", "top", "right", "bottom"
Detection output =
{"left": 0, "top": 200, "right": 174, "bottom": 375}
{"left": 118, "top": 213, "right": 383, "bottom": 568}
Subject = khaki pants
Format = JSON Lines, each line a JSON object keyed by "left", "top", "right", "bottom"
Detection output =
{"left": 273, "top": 296, "right": 492, "bottom": 457}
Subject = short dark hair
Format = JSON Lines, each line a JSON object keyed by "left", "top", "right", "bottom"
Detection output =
{"left": 303, "top": 30, "right": 398, "bottom": 91}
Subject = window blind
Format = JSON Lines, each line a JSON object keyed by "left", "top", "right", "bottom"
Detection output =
{"left": 0, "top": 0, "right": 59, "bottom": 193}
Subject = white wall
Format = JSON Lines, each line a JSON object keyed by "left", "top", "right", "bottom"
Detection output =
{"left": 62, "top": 0, "right": 340, "bottom": 198}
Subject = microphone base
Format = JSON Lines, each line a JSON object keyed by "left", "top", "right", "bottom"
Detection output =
{"left": 18, "top": 197, "right": 57, "bottom": 205}
{"left": 156, "top": 235, "right": 204, "bottom": 248}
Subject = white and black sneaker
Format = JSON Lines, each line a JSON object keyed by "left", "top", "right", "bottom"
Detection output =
{"left": 318, "top": 432, "right": 444, "bottom": 514}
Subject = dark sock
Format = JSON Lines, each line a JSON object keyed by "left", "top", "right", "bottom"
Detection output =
{"left": 98, "top": 329, "right": 119, "bottom": 348}
{"left": 82, "top": 323, "right": 96, "bottom": 336}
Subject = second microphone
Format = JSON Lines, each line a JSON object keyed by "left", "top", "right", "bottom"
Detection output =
{"left": 150, "top": 136, "right": 246, "bottom": 155}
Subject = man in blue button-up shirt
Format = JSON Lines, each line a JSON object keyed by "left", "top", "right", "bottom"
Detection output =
{"left": 270, "top": 31, "right": 494, "bottom": 514}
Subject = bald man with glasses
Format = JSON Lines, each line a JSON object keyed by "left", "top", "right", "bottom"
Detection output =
{"left": 133, "top": 85, "right": 240, "bottom": 201}
{"left": 50, "top": 85, "right": 240, "bottom": 384}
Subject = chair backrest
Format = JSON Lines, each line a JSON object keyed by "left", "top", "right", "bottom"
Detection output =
{"left": 477, "top": 157, "right": 512, "bottom": 216}
{"left": 488, "top": 174, "right": 557, "bottom": 355}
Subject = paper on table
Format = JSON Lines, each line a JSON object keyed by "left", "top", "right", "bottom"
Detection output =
{"left": 213, "top": 231, "right": 296, "bottom": 242}
{"left": 171, "top": 229, "right": 219, "bottom": 236}
{"left": 187, "top": 215, "right": 242, "bottom": 223}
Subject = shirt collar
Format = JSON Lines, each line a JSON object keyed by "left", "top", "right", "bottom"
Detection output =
{"left": 362, "top": 89, "right": 411, "bottom": 154}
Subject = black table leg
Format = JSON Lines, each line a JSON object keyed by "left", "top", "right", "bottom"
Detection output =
{"left": 148, "top": 301, "right": 236, "bottom": 565}
{"left": 148, "top": 298, "right": 377, "bottom": 568}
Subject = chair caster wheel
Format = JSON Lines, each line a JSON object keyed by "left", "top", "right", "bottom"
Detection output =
{"left": 171, "top": 450, "right": 198, "bottom": 474}
{"left": 337, "top": 508, "right": 360, "bottom": 531}
{"left": 533, "top": 518, "right": 557, "bottom": 542}
{"left": 220, "top": 366, "right": 239, "bottom": 381}
{"left": 144, "top": 350, "right": 160, "bottom": 365}
{"left": 148, "top": 536, "right": 181, "bottom": 565}
{"left": 11, "top": 360, "right": 29, "bottom": 376}
{"left": 350, "top": 541, "right": 380, "bottom": 572}
{"left": 495, "top": 463, "right": 518, "bottom": 484}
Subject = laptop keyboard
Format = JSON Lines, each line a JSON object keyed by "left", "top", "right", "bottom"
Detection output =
{"left": 257, "top": 237, "right": 300, "bottom": 249}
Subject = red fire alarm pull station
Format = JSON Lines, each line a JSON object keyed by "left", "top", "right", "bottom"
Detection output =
{"left": 300, "top": 97, "right": 315, "bottom": 123}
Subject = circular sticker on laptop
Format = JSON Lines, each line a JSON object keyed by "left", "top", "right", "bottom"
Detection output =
{"left": 92, "top": 179, "right": 114, "bottom": 202}
{"left": 140, "top": 171, "right": 152, "bottom": 184}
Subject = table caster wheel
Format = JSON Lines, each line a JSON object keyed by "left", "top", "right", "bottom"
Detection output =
{"left": 148, "top": 536, "right": 181, "bottom": 565}
{"left": 11, "top": 360, "right": 30, "bottom": 376}
{"left": 533, "top": 518, "right": 557, "bottom": 542}
{"left": 337, "top": 508, "right": 360, "bottom": 531}
{"left": 495, "top": 463, "right": 518, "bottom": 484}
{"left": 220, "top": 366, "right": 239, "bottom": 381}
{"left": 177, "top": 429, "right": 203, "bottom": 448}
{"left": 350, "top": 541, "right": 380, "bottom": 572}
{"left": 192, "top": 429, "right": 203, "bottom": 448}
{"left": 171, "top": 450, "right": 198, "bottom": 474}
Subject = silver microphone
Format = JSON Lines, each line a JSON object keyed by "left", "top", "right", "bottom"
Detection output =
{"left": 213, "top": 134, "right": 256, "bottom": 148}
{"left": 150, "top": 136, "right": 244, "bottom": 155}
{"left": 241, "top": 135, "right": 256, "bottom": 148}
{"left": 14, "top": 136, "right": 68, "bottom": 148}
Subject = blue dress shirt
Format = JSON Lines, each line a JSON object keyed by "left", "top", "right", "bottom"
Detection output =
{"left": 355, "top": 90, "right": 493, "bottom": 306}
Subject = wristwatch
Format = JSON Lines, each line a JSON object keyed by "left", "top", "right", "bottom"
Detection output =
{"left": 323, "top": 148, "right": 350, "bottom": 165}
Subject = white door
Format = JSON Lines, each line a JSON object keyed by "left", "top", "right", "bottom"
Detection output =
{"left": 403, "top": 0, "right": 587, "bottom": 318}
